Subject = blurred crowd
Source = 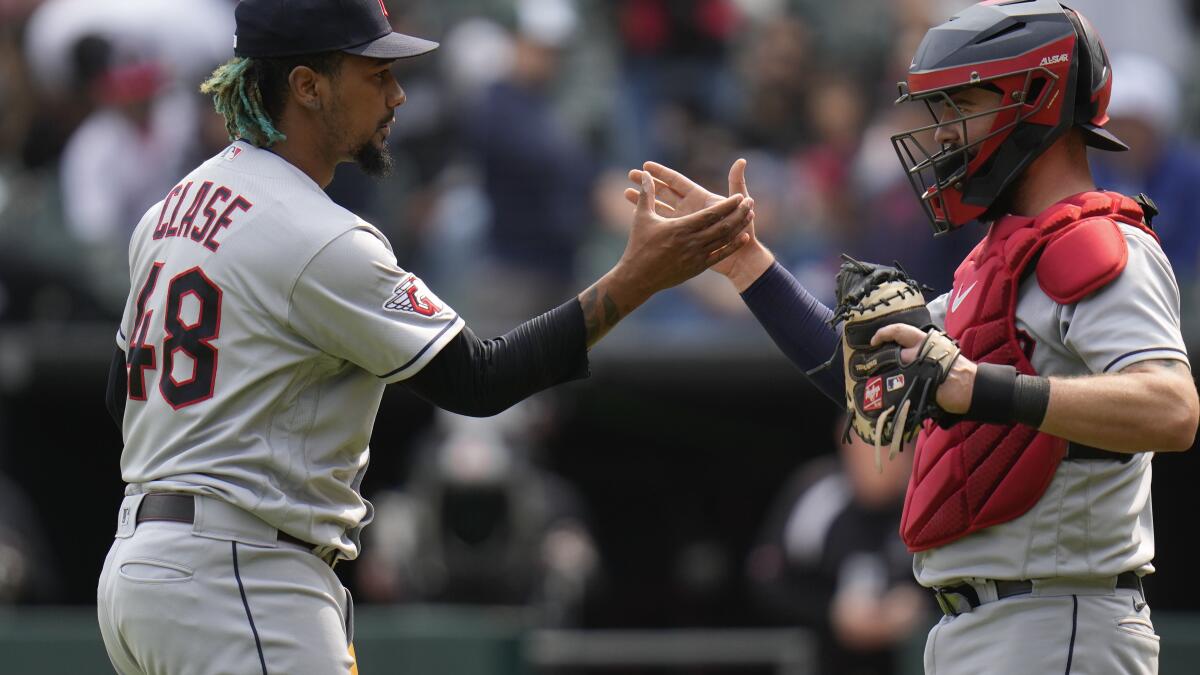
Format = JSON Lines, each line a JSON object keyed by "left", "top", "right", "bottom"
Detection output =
{"left": 1, "top": 0, "right": 1199, "bottom": 671}
{"left": 2, "top": 0, "right": 1198, "bottom": 328}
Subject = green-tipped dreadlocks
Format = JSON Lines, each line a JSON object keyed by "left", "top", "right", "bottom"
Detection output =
{"left": 200, "top": 58, "right": 286, "bottom": 148}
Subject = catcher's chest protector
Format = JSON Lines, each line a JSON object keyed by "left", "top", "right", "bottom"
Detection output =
{"left": 901, "top": 192, "right": 1156, "bottom": 551}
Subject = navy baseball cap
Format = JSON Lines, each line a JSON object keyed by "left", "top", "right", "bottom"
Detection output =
{"left": 233, "top": 0, "right": 439, "bottom": 59}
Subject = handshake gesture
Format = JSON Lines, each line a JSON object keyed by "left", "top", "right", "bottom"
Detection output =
{"left": 617, "top": 160, "right": 977, "bottom": 470}
{"left": 623, "top": 159, "right": 776, "bottom": 292}
{"left": 579, "top": 159, "right": 758, "bottom": 346}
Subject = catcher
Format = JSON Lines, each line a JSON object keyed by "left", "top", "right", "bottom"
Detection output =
{"left": 629, "top": 2, "right": 1198, "bottom": 673}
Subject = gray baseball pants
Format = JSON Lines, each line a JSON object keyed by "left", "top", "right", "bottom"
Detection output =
{"left": 97, "top": 493, "right": 358, "bottom": 675}
{"left": 924, "top": 577, "right": 1158, "bottom": 674}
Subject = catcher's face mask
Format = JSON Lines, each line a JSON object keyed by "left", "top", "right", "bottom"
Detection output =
{"left": 892, "top": 71, "right": 1054, "bottom": 234}
{"left": 890, "top": 0, "right": 1126, "bottom": 235}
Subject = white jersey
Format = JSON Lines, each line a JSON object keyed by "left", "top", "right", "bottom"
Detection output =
{"left": 115, "top": 141, "right": 464, "bottom": 561}
{"left": 916, "top": 223, "right": 1187, "bottom": 586}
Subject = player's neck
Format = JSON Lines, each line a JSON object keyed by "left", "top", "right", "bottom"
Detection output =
{"left": 268, "top": 140, "right": 336, "bottom": 188}
{"left": 268, "top": 117, "right": 339, "bottom": 188}
{"left": 1009, "top": 135, "right": 1095, "bottom": 217}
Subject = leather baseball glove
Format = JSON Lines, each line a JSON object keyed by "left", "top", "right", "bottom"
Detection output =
{"left": 830, "top": 256, "right": 960, "bottom": 471}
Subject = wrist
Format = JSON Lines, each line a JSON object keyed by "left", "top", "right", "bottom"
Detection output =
{"left": 603, "top": 263, "right": 652, "bottom": 313}
{"left": 728, "top": 241, "right": 775, "bottom": 292}
{"left": 963, "top": 363, "right": 1050, "bottom": 427}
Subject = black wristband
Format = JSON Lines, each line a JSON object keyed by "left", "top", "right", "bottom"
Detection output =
{"left": 966, "top": 363, "right": 1016, "bottom": 424}
{"left": 965, "top": 362, "right": 1050, "bottom": 428}
{"left": 1012, "top": 372, "right": 1051, "bottom": 428}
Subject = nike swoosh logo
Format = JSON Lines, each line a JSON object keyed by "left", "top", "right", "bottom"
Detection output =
{"left": 950, "top": 281, "right": 978, "bottom": 313}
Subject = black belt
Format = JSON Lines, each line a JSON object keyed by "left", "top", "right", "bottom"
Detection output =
{"left": 934, "top": 571, "right": 1143, "bottom": 617}
{"left": 1067, "top": 442, "right": 1132, "bottom": 463}
{"left": 136, "top": 493, "right": 312, "bottom": 549}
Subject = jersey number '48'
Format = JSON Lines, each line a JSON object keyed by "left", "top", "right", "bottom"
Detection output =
{"left": 127, "top": 263, "right": 222, "bottom": 409}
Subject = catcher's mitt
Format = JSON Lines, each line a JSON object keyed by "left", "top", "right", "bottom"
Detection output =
{"left": 830, "top": 256, "right": 960, "bottom": 471}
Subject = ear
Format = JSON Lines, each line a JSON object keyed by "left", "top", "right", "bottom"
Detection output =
{"left": 288, "top": 65, "right": 324, "bottom": 111}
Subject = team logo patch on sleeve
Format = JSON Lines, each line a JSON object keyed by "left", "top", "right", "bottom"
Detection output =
{"left": 384, "top": 275, "right": 441, "bottom": 317}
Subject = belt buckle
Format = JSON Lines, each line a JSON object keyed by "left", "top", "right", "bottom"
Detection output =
{"left": 934, "top": 588, "right": 959, "bottom": 617}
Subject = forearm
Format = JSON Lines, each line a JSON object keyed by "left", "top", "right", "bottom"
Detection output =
{"left": 1038, "top": 362, "right": 1199, "bottom": 452}
{"left": 740, "top": 260, "right": 844, "bottom": 404}
{"left": 402, "top": 299, "right": 589, "bottom": 416}
{"left": 577, "top": 265, "right": 651, "bottom": 348}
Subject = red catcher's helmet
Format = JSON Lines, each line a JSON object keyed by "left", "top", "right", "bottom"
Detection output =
{"left": 891, "top": 0, "right": 1126, "bottom": 235}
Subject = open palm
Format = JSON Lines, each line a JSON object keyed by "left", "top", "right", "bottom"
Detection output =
{"left": 625, "top": 159, "right": 755, "bottom": 277}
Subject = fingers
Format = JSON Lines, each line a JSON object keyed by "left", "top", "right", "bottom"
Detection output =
{"left": 682, "top": 193, "right": 745, "bottom": 236}
{"left": 634, "top": 170, "right": 656, "bottom": 217}
{"left": 871, "top": 323, "right": 927, "bottom": 348}
{"left": 695, "top": 198, "right": 753, "bottom": 249}
{"left": 643, "top": 161, "right": 701, "bottom": 196}
{"left": 628, "top": 169, "right": 683, "bottom": 207}
{"left": 727, "top": 157, "right": 750, "bottom": 198}
{"left": 624, "top": 187, "right": 676, "bottom": 216}
{"left": 704, "top": 232, "right": 751, "bottom": 267}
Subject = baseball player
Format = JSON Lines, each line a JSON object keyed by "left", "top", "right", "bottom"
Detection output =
{"left": 95, "top": 1, "right": 754, "bottom": 673}
{"left": 630, "top": 1, "right": 1198, "bottom": 673}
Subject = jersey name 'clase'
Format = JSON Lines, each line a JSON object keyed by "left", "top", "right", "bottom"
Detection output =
{"left": 151, "top": 180, "right": 253, "bottom": 251}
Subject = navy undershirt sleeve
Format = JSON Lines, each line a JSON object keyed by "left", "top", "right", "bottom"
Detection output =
{"left": 740, "top": 262, "right": 845, "bottom": 405}
{"left": 106, "top": 347, "right": 127, "bottom": 430}
{"left": 402, "top": 298, "right": 590, "bottom": 416}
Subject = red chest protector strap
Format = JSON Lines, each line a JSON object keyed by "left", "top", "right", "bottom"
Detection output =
{"left": 900, "top": 192, "right": 1154, "bottom": 552}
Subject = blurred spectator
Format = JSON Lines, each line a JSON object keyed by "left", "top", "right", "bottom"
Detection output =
{"left": 610, "top": 0, "right": 743, "bottom": 166}
{"left": 1035, "top": 0, "right": 1196, "bottom": 79}
{"left": 788, "top": 0, "right": 906, "bottom": 86}
{"left": 462, "top": 0, "right": 597, "bottom": 320}
{"left": 734, "top": 14, "right": 815, "bottom": 153}
{"left": 23, "top": 0, "right": 232, "bottom": 93}
{"left": 19, "top": 0, "right": 230, "bottom": 170}
{"left": 0, "top": 471, "right": 60, "bottom": 603}
{"left": 1090, "top": 53, "right": 1200, "bottom": 284}
{"left": 747, "top": 423, "right": 928, "bottom": 675}
{"left": 358, "top": 403, "right": 598, "bottom": 627}
{"left": 57, "top": 37, "right": 200, "bottom": 309}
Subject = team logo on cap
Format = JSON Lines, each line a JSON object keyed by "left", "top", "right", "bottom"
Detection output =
{"left": 385, "top": 275, "right": 440, "bottom": 316}
{"left": 377, "top": 0, "right": 389, "bottom": 18}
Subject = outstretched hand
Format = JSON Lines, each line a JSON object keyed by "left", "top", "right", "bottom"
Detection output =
{"left": 577, "top": 171, "right": 755, "bottom": 348}
{"left": 619, "top": 170, "right": 754, "bottom": 293}
{"left": 625, "top": 159, "right": 772, "bottom": 290}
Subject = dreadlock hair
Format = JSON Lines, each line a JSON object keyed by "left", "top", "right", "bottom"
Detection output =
{"left": 199, "top": 52, "right": 344, "bottom": 148}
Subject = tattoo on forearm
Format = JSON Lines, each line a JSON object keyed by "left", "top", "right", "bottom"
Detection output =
{"left": 580, "top": 286, "right": 624, "bottom": 347}
{"left": 604, "top": 294, "right": 620, "bottom": 325}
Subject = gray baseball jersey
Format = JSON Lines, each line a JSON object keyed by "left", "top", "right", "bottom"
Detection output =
{"left": 115, "top": 140, "right": 464, "bottom": 562}
{"left": 916, "top": 223, "right": 1186, "bottom": 586}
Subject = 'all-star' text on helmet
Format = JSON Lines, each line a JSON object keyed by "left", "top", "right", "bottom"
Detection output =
{"left": 891, "top": 0, "right": 1126, "bottom": 235}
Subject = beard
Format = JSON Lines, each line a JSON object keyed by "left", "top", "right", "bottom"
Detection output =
{"left": 321, "top": 101, "right": 394, "bottom": 178}
{"left": 352, "top": 135, "right": 392, "bottom": 177}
